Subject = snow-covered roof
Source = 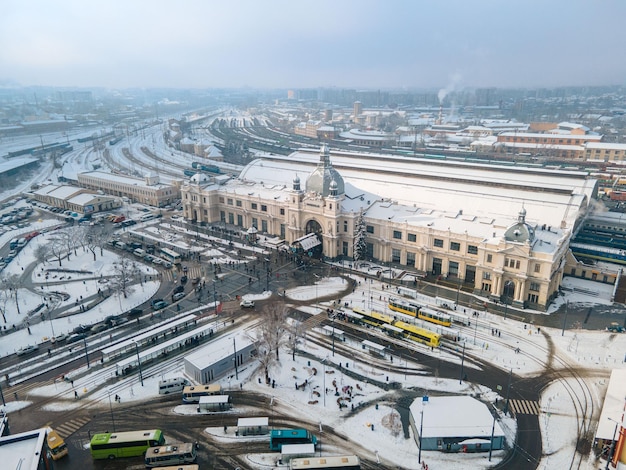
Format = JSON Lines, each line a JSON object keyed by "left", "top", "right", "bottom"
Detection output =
{"left": 499, "top": 131, "right": 601, "bottom": 141}
{"left": 0, "top": 428, "right": 47, "bottom": 470}
{"left": 67, "top": 192, "right": 104, "bottom": 205}
{"left": 595, "top": 369, "right": 626, "bottom": 440}
{"left": 585, "top": 142, "right": 626, "bottom": 150}
{"left": 79, "top": 171, "right": 172, "bottom": 189}
{"left": 410, "top": 396, "right": 504, "bottom": 439}
{"left": 185, "top": 333, "right": 255, "bottom": 370}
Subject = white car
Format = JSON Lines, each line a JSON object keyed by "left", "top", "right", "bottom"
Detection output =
{"left": 240, "top": 299, "right": 255, "bottom": 308}
{"left": 16, "top": 345, "right": 39, "bottom": 356}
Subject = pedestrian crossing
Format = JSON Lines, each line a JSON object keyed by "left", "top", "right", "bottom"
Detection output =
{"left": 162, "top": 266, "right": 205, "bottom": 282}
{"left": 507, "top": 399, "right": 541, "bottom": 416}
{"left": 53, "top": 417, "right": 91, "bottom": 439}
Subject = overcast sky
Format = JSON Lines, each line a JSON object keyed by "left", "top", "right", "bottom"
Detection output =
{"left": 1, "top": 0, "right": 625, "bottom": 91}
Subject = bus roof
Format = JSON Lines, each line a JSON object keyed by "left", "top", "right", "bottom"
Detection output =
{"left": 46, "top": 429, "right": 65, "bottom": 450}
{"left": 90, "top": 429, "right": 161, "bottom": 445}
{"left": 183, "top": 384, "right": 221, "bottom": 394}
{"left": 271, "top": 429, "right": 310, "bottom": 438}
{"left": 145, "top": 442, "right": 194, "bottom": 457}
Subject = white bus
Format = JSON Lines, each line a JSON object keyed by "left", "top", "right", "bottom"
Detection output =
{"left": 144, "top": 443, "right": 197, "bottom": 468}
{"left": 182, "top": 384, "right": 221, "bottom": 404}
{"left": 160, "top": 247, "right": 182, "bottom": 264}
{"left": 158, "top": 377, "right": 190, "bottom": 395}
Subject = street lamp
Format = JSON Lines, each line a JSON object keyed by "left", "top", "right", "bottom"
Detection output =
{"left": 504, "top": 368, "right": 513, "bottom": 414}
{"left": 107, "top": 389, "right": 116, "bottom": 432}
{"left": 488, "top": 404, "right": 497, "bottom": 461}
{"left": 133, "top": 341, "right": 144, "bottom": 386}
{"left": 418, "top": 395, "right": 428, "bottom": 464}
{"left": 606, "top": 417, "right": 621, "bottom": 470}
{"left": 561, "top": 300, "right": 569, "bottom": 337}
{"left": 459, "top": 340, "right": 466, "bottom": 384}
{"left": 83, "top": 336, "right": 90, "bottom": 369}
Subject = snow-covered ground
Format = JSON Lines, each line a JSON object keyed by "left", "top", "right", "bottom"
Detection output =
{"left": 2, "top": 247, "right": 623, "bottom": 469}
{"left": 0, "top": 131, "right": 622, "bottom": 467}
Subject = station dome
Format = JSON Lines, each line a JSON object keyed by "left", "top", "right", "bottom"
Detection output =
{"left": 305, "top": 144, "right": 345, "bottom": 197}
{"left": 504, "top": 206, "right": 535, "bottom": 243}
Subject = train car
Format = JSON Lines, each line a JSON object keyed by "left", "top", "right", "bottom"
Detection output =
{"left": 109, "top": 135, "right": 124, "bottom": 145}
{"left": 345, "top": 311, "right": 364, "bottom": 324}
{"left": 191, "top": 162, "right": 220, "bottom": 174}
{"left": 382, "top": 323, "right": 404, "bottom": 339}
{"left": 570, "top": 243, "right": 626, "bottom": 265}
{"left": 418, "top": 307, "right": 452, "bottom": 327}
{"left": 393, "top": 321, "right": 440, "bottom": 348}
{"left": 351, "top": 307, "right": 393, "bottom": 328}
{"left": 184, "top": 169, "right": 197, "bottom": 177}
{"left": 448, "top": 311, "right": 471, "bottom": 327}
{"left": 388, "top": 298, "right": 421, "bottom": 317}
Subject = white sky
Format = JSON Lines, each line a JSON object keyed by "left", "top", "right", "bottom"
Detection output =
{"left": 1, "top": 0, "right": 625, "bottom": 89}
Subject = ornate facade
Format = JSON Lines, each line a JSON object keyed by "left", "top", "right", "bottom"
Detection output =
{"left": 182, "top": 146, "right": 596, "bottom": 311}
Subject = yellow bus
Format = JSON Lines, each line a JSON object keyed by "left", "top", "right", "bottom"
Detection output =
{"left": 182, "top": 384, "right": 221, "bottom": 404}
{"left": 47, "top": 428, "right": 68, "bottom": 460}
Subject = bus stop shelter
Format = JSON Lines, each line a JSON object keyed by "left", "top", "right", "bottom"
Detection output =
{"left": 237, "top": 417, "right": 269, "bottom": 436}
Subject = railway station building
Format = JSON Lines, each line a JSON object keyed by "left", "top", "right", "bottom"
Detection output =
{"left": 77, "top": 171, "right": 181, "bottom": 207}
{"left": 181, "top": 144, "right": 596, "bottom": 311}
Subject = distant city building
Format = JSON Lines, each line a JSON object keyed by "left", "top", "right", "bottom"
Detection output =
{"left": 77, "top": 171, "right": 180, "bottom": 207}
{"left": 294, "top": 120, "right": 322, "bottom": 139}
{"left": 353, "top": 101, "right": 362, "bottom": 119}
{"left": 181, "top": 145, "right": 595, "bottom": 310}
{"left": 338, "top": 128, "right": 395, "bottom": 147}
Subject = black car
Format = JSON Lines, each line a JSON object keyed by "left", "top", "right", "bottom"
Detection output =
{"left": 174, "top": 285, "right": 184, "bottom": 294}
{"left": 67, "top": 333, "right": 87, "bottom": 344}
{"left": 127, "top": 308, "right": 143, "bottom": 318}
{"left": 180, "top": 275, "right": 188, "bottom": 284}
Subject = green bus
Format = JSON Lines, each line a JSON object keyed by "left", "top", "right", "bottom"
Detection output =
{"left": 90, "top": 429, "right": 165, "bottom": 460}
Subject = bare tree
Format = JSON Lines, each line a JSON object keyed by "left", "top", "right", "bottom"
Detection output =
{"left": 258, "top": 303, "right": 290, "bottom": 362}
{"left": 87, "top": 223, "right": 113, "bottom": 258}
{"left": 1, "top": 275, "right": 22, "bottom": 315}
{"left": 47, "top": 231, "right": 70, "bottom": 266}
{"left": 33, "top": 243, "right": 52, "bottom": 267}
{"left": 110, "top": 256, "right": 140, "bottom": 298}
{"left": 287, "top": 319, "right": 305, "bottom": 361}
{"left": 0, "top": 289, "right": 8, "bottom": 323}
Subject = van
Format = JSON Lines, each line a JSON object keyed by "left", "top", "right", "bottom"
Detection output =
{"left": 133, "top": 248, "right": 146, "bottom": 257}
{"left": 158, "top": 377, "right": 190, "bottom": 395}
{"left": 141, "top": 213, "right": 156, "bottom": 222}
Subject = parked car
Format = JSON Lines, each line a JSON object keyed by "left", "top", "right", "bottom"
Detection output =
{"left": 172, "top": 292, "right": 185, "bottom": 302}
{"left": 66, "top": 333, "right": 87, "bottom": 344}
{"left": 16, "top": 345, "right": 39, "bottom": 356}
{"left": 51, "top": 333, "right": 67, "bottom": 344}
{"left": 127, "top": 308, "right": 142, "bottom": 318}
{"left": 240, "top": 299, "right": 255, "bottom": 308}
{"left": 91, "top": 323, "right": 108, "bottom": 334}
{"left": 173, "top": 285, "right": 185, "bottom": 294}
{"left": 152, "top": 300, "right": 168, "bottom": 310}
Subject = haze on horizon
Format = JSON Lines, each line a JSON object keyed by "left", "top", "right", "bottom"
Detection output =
{"left": 1, "top": 0, "right": 625, "bottom": 91}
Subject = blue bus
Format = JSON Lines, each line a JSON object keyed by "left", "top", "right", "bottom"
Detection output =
{"left": 269, "top": 429, "right": 317, "bottom": 451}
